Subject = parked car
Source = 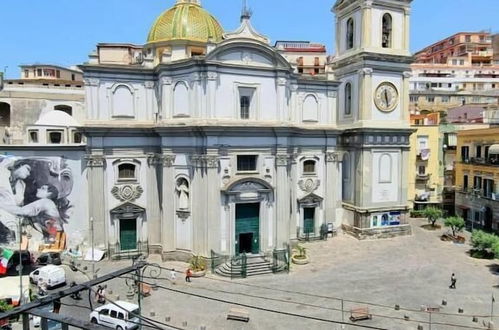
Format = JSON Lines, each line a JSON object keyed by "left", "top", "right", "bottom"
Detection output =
{"left": 5, "top": 251, "right": 34, "bottom": 276}
{"left": 29, "top": 265, "right": 66, "bottom": 289}
{"left": 36, "top": 252, "right": 62, "bottom": 266}
{"left": 89, "top": 301, "right": 140, "bottom": 330}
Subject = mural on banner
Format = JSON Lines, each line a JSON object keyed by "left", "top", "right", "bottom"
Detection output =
{"left": 0, "top": 156, "right": 73, "bottom": 247}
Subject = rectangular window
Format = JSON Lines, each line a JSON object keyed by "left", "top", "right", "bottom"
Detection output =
{"left": 452, "top": 59, "right": 457, "bottom": 65}
{"left": 71, "top": 74, "right": 75, "bottom": 81}
{"left": 485, "top": 146, "right": 490, "bottom": 160}
{"left": 418, "top": 166, "right": 426, "bottom": 175}
{"left": 442, "top": 96, "right": 449, "bottom": 103}
{"left": 460, "top": 60, "right": 464, "bottom": 65}
{"left": 476, "top": 145, "right": 482, "bottom": 158}
{"left": 426, "top": 96, "right": 435, "bottom": 102}
{"left": 461, "top": 146, "right": 469, "bottom": 162}
{"left": 47, "top": 131, "right": 63, "bottom": 144}
{"left": 73, "top": 132, "right": 82, "bottom": 144}
{"left": 56, "top": 70, "right": 60, "bottom": 78}
{"left": 463, "top": 175, "right": 468, "bottom": 191}
{"left": 484, "top": 179, "right": 495, "bottom": 198}
{"left": 24, "top": 70, "right": 29, "bottom": 78}
{"left": 237, "top": 155, "right": 257, "bottom": 172}
{"left": 37, "top": 68, "right": 42, "bottom": 76}
{"left": 238, "top": 87, "right": 255, "bottom": 120}
{"left": 465, "top": 35, "right": 471, "bottom": 42}
{"left": 474, "top": 176, "right": 482, "bottom": 190}
{"left": 28, "top": 130, "right": 38, "bottom": 143}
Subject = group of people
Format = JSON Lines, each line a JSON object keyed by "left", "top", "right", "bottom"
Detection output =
{"left": 169, "top": 268, "right": 193, "bottom": 283}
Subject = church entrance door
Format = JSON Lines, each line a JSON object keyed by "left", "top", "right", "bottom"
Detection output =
{"left": 120, "top": 219, "right": 137, "bottom": 251}
{"left": 235, "top": 203, "right": 260, "bottom": 254}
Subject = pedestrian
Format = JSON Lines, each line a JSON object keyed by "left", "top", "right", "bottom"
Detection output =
{"left": 95, "top": 285, "right": 106, "bottom": 303}
{"left": 170, "top": 268, "right": 176, "bottom": 284}
{"left": 185, "top": 268, "right": 192, "bottom": 283}
{"left": 449, "top": 273, "right": 457, "bottom": 289}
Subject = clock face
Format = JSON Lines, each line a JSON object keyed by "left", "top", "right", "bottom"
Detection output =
{"left": 374, "top": 82, "right": 399, "bottom": 112}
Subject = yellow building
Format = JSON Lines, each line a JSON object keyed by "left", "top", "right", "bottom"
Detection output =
{"left": 408, "top": 113, "right": 442, "bottom": 209}
{"left": 455, "top": 127, "right": 499, "bottom": 230}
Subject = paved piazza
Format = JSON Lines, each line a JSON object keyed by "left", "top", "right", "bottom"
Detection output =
{"left": 50, "top": 218, "right": 498, "bottom": 329}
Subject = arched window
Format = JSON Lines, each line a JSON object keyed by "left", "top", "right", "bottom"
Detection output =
{"left": 54, "top": 105, "right": 72, "bottom": 116}
{"left": 0, "top": 102, "right": 10, "bottom": 127}
{"left": 240, "top": 96, "right": 250, "bottom": 119}
{"left": 118, "top": 163, "right": 136, "bottom": 180}
{"left": 346, "top": 18, "right": 354, "bottom": 50}
{"left": 342, "top": 153, "right": 351, "bottom": 201}
{"left": 345, "top": 83, "right": 352, "bottom": 115}
{"left": 382, "top": 14, "right": 392, "bottom": 48}
{"left": 303, "top": 160, "right": 316, "bottom": 174}
{"left": 173, "top": 81, "right": 189, "bottom": 117}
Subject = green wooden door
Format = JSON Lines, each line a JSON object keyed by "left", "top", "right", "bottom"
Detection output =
{"left": 304, "top": 208, "right": 315, "bottom": 234}
{"left": 235, "top": 203, "right": 260, "bottom": 254}
{"left": 120, "top": 219, "right": 137, "bottom": 251}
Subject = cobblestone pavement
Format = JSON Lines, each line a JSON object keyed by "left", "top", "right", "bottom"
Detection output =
{"left": 11, "top": 218, "right": 499, "bottom": 329}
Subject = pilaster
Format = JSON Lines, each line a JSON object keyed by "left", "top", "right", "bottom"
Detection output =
{"left": 161, "top": 77, "right": 172, "bottom": 119}
{"left": 361, "top": 1, "right": 373, "bottom": 48}
{"left": 160, "top": 153, "right": 176, "bottom": 252}
{"left": 205, "top": 154, "right": 220, "bottom": 255}
{"left": 207, "top": 72, "right": 218, "bottom": 119}
{"left": 190, "top": 155, "right": 206, "bottom": 255}
{"left": 275, "top": 153, "right": 290, "bottom": 247}
{"left": 359, "top": 68, "right": 373, "bottom": 121}
{"left": 85, "top": 154, "right": 106, "bottom": 249}
{"left": 325, "top": 152, "right": 341, "bottom": 225}
{"left": 277, "top": 78, "right": 287, "bottom": 122}
{"left": 146, "top": 153, "right": 162, "bottom": 252}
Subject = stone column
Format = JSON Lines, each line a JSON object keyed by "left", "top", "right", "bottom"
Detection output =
{"left": 85, "top": 154, "right": 107, "bottom": 249}
{"left": 277, "top": 78, "right": 287, "bottom": 122}
{"left": 205, "top": 154, "right": 220, "bottom": 255}
{"left": 161, "top": 77, "right": 172, "bottom": 119}
{"left": 160, "top": 154, "right": 176, "bottom": 253}
{"left": 325, "top": 152, "right": 341, "bottom": 225}
{"left": 207, "top": 72, "right": 218, "bottom": 119}
{"left": 275, "top": 153, "right": 290, "bottom": 248}
{"left": 403, "top": 8, "right": 411, "bottom": 51}
{"left": 361, "top": 1, "right": 373, "bottom": 48}
{"left": 359, "top": 68, "right": 373, "bottom": 121}
{"left": 289, "top": 154, "right": 298, "bottom": 240}
{"left": 190, "top": 155, "right": 206, "bottom": 255}
{"left": 146, "top": 154, "right": 161, "bottom": 253}
{"left": 402, "top": 72, "right": 412, "bottom": 122}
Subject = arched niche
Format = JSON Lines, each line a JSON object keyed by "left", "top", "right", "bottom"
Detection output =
{"left": 112, "top": 84, "right": 135, "bottom": 118}
{"left": 303, "top": 95, "right": 319, "bottom": 122}
{"left": 173, "top": 81, "right": 190, "bottom": 117}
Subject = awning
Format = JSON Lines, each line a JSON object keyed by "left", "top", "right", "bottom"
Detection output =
{"left": 489, "top": 144, "right": 499, "bottom": 155}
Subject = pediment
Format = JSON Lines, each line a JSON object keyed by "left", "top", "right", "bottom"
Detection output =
{"left": 111, "top": 202, "right": 145, "bottom": 215}
{"left": 298, "top": 193, "right": 324, "bottom": 206}
{"left": 207, "top": 42, "right": 292, "bottom": 70}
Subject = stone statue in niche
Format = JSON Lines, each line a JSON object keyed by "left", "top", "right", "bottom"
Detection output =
{"left": 176, "top": 178, "right": 190, "bottom": 211}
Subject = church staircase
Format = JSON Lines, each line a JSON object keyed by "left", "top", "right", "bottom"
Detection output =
{"left": 211, "top": 249, "right": 289, "bottom": 278}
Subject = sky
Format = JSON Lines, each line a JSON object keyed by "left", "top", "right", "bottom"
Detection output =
{"left": 1, "top": 0, "right": 498, "bottom": 79}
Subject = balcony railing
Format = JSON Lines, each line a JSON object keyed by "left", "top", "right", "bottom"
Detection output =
{"left": 462, "top": 158, "right": 499, "bottom": 167}
{"left": 456, "top": 187, "right": 499, "bottom": 202}
{"left": 416, "top": 173, "right": 431, "bottom": 181}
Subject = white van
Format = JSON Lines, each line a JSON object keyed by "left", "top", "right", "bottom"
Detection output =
{"left": 29, "top": 265, "right": 66, "bottom": 289}
{"left": 90, "top": 301, "right": 140, "bottom": 330}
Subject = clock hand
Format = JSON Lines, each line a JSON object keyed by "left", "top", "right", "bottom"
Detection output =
{"left": 384, "top": 89, "right": 389, "bottom": 105}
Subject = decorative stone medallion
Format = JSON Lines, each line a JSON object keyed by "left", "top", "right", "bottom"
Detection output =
{"left": 111, "top": 185, "right": 144, "bottom": 202}
{"left": 298, "top": 178, "right": 320, "bottom": 193}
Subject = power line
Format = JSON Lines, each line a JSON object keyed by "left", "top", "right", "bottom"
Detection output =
{"left": 126, "top": 275, "right": 487, "bottom": 330}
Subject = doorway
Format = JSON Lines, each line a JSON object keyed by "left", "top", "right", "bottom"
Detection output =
{"left": 485, "top": 207, "right": 493, "bottom": 231}
{"left": 119, "top": 219, "right": 137, "bottom": 251}
{"left": 304, "top": 207, "right": 315, "bottom": 234}
{"left": 235, "top": 203, "right": 260, "bottom": 254}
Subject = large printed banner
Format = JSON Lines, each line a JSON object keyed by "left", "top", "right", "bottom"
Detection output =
{"left": 0, "top": 156, "right": 74, "bottom": 249}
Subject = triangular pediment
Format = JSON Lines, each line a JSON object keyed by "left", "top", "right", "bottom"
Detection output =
{"left": 298, "top": 193, "right": 324, "bottom": 205}
{"left": 111, "top": 202, "right": 145, "bottom": 215}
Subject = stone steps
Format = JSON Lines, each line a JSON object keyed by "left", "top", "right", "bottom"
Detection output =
{"left": 215, "top": 255, "right": 285, "bottom": 278}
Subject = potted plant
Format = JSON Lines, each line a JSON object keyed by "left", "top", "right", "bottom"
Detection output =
{"left": 188, "top": 255, "right": 207, "bottom": 277}
{"left": 291, "top": 244, "right": 309, "bottom": 265}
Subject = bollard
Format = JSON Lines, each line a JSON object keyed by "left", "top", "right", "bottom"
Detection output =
{"left": 417, "top": 325, "right": 423, "bottom": 330}
{"left": 472, "top": 316, "right": 478, "bottom": 323}
{"left": 441, "top": 299, "right": 447, "bottom": 306}
{"left": 200, "top": 326, "right": 207, "bottom": 330}
{"left": 108, "top": 289, "right": 113, "bottom": 295}
{"left": 165, "top": 317, "right": 171, "bottom": 322}
{"left": 182, "top": 321, "right": 188, "bottom": 327}
{"left": 394, "top": 304, "right": 400, "bottom": 310}
{"left": 458, "top": 308, "right": 464, "bottom": 314}
{"left": 150, "top": 311, "right": 156, "bottom": 317}
{"left": 404, "top": 315, "right": 410, "bottom": 321}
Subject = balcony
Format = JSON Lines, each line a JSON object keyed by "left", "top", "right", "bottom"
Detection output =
{"left": 456, "top": 187, "right": 499, "bottom": 203}
{"left": 463, "top": 157, "right": 499, "bottom": 167}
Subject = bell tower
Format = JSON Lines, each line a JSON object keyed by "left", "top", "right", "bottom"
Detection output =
{"left": 332, "top": 0, "right": 414, "bottom": 238}
{"left": 332, "top": 0, "right": 413, "bottom": 129}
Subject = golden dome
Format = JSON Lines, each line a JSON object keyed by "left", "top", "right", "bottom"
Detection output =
{"left": 147, "top": 1, "right": 224, "bottom": 44}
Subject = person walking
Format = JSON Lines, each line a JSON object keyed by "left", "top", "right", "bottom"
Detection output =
{"left": 170, "top": 269, "right": 177, "bottom": 284}
{"left": 185, "top": 268, "right": 192, "bottom": 283}
{"left": 449, "top": 273, "right": 457, "bottom": 289}
{"left": 95, "top": 285, "right": 106, "bottom": 303}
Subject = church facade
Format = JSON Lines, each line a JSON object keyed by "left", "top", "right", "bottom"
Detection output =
{"left": 0, "top": 0, "right": 414, "bottom": 260}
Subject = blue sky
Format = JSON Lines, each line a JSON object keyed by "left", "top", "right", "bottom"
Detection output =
{"left": 1, "top": 0, "right": 498, "bottom": 78}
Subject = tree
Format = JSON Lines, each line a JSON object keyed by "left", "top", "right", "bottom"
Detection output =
{"left": 444, "top": 216, "right": 465, "bottom": 237}
{"left": 422, "top": 207, "right": 444, "bottom": 227}
{"left": 471, "top": 230, "right": 498, "bottom": 252}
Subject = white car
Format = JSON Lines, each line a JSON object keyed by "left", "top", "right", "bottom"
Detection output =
{"left": 29, "top": 265, "right": 66, "bottom": 289}
{"left": 89, "top": 301, "right": 140, "bottom": 330}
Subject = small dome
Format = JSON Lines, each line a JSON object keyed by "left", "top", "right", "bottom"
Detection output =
{"left": 35, "top": 110, "right": 81, "bottom": 127}
{"left": 147, "top": 1, "right": 224, "bottom": 44}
